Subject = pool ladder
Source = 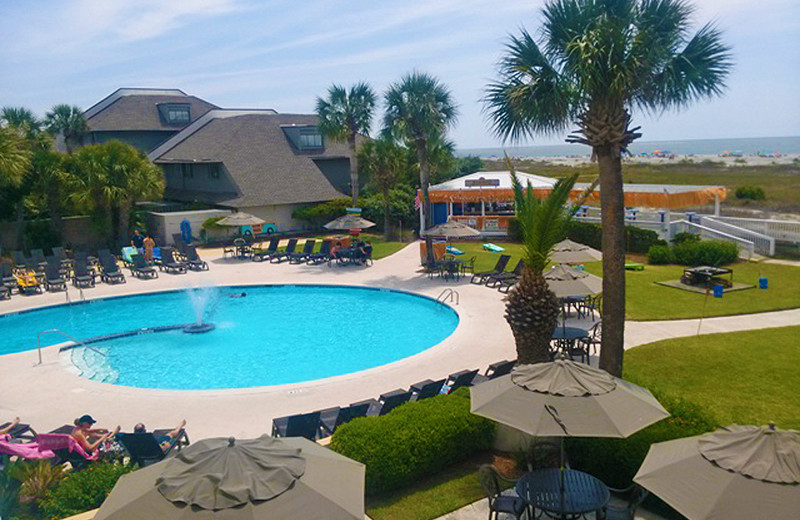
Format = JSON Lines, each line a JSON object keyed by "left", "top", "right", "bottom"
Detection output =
{"left": 437, "top": 288, "right": 459, "bottom": 306}
{"left": 35, "top": 329, "right": 104, "bottom": 366}
{"left": 64, "top": 286, "right": 86, "bottom": 303}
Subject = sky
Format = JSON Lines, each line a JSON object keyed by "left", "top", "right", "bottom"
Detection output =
{"left": 1, "top": 0, "right": 798, "bottom": 149}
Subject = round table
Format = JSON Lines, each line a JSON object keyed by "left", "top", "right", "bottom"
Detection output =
{"left": 551, "top": 326, "right": 589, "bottom": 342}
{"left": 516, "top": 468, "right": 610, "bottom": 519}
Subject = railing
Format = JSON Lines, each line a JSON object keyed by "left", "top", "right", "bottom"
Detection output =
{"left": 670, "top": 220, "right": 755, "bottom": 260}
{"left": 36, "top": 329, "right": 105, "bottom": 366}
{"left": 707, "top": 215, "right": 800, "bottom": 244}
{"left": 437, "top": 288, "right": 459, "bottom": 306}
{"left": 698, "top": 216, "right": 775, "bottom": 256}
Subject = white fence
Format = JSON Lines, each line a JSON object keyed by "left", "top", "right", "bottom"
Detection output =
{"left": 708, "top": 216, "right": 800, "bottom": 245}
{"left": 670, "top": 220, "right": 755, "bottom": 260}
{"left": 698, "top": 216, "right": 775, "bottom": 256}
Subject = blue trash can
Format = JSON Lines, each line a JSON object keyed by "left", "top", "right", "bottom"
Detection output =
{"left": 759, "top": 278, "right": 768, "bottom": 289}
{"left": 713, "top": 285, "right": 724, "bottom": 298}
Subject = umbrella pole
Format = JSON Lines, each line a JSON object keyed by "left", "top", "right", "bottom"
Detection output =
{"left": 560, "top": 436, "right": 566, "bottom": 519}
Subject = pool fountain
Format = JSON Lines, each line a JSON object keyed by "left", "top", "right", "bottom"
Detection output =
{"left": 183, "top": 286, "right": 219, "bottom": 334}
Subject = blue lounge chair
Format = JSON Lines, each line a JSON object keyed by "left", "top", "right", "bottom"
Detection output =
{"left": 483, "top": 243, "right": 505, "bottom": 253}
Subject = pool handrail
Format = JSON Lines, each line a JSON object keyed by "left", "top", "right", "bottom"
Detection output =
{"left": 36, "top": 329, "right": 105, "bottom": 366}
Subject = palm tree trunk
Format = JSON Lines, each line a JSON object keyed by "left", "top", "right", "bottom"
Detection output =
{"left": 505, "top": 268, "right": 560, "bottom": 365}
{"left": 596, "top": 145, "right": 626, "bottom": 377}
{"left": 416, "top": 139, "right": 434, "bottom": 263}
{"left": 348, "top": 134, "right": 359, "bottom": 207}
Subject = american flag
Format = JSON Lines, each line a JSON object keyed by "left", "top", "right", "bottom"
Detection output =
{"left": 414, "top": 193, "right": 421, "bottom": 211}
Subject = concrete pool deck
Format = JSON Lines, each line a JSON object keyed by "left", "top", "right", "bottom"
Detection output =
{"left": 1, "top": 242, "right": 798, "bottom": 439}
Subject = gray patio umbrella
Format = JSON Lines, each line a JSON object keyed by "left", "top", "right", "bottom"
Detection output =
{"left": 422, "top": 220, "right": 481, "bottom": 239}
{"left": 634, "top": 424, "right": 800, "bottom": 520}
{"left": 93, "top": 435, "right": 365, "bottom": 520}
{"left": 216, "top": 212, "right": 266, "bottom": 227}
{"left": 551, "top": 239, "right": 602, "bottom": 264}
{"left": 544, "top": 265, "right": 603, "bottom": 298}
{"left": 324, "top": 214, "right": 375, "bottom": 230}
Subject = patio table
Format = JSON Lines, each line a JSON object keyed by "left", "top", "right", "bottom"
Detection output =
{"left": 516, "top": 468, "right": 610, "bottom": 520}
{"left": 681, "top": 266, "right": 733, "bottom": 288}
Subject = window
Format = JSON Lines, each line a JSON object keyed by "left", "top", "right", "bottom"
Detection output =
{"left": 168, "top": 107, "right": 190, "bottom": 124}
{"left": 159, "top": 103, "right": 191, "bottom": 125}
{"left": 209, "top": 164, "right": 220, "bottom": 179}
{"left": 299, "top": 131, "right": 323, "bottom": 149}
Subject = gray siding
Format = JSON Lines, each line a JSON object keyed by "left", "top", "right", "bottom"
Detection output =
{"left": 85, "top": 130, "right": 177, "bottom": 153}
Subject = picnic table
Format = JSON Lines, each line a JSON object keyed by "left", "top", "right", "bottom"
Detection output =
{"left": 681, "top": 266, "right": 733, "bottom": 288}
{"left": 516, "top": 468, "right": 610, "bottom": 520}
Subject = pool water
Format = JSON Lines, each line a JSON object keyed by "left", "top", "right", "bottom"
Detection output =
{"left": 0, "top": 286, "right": 459, "bottom": 389}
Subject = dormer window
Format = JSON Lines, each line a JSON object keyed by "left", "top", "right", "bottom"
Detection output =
{"left": 158, "top": 103, "right": 191, "bottom": 126}
{"left": 299, "top": 130, "right": 323, "bottom": 149}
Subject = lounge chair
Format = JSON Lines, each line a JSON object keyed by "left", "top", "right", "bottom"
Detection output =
{"left": 270, "top": 238, "right": 297, "bottom": 263}
{"left": 172, "top": 233, "right": 185, "bottom": 249}
{"left": 319, "top": 402, "right": 370, "bottom": 437}
{"left": 116, "top": 431, "right": 186, "bottom": 467}
{"left": 0, "top": 422, "right": 36, "bottom": 441}
{"left": 497, "top": 275, "right": 520, "bottom": 293}
{"left": 470, "top": 255, "right": 511, "bottom": 284}
{"left": 36, "top": 433, "right": 99, "bottom": 469}
{"left": 30, "top": 249, "right": 48, "bottom": 270}
{"left": 472, "top": 359, "right": 517, "bottom": 386}
{"left": 251, "top": 238, "right": 279, "bottom": 262}
{"left": 184, "top": 245, "right": 208, "bottom": 271}
{"left": 410, "top": 378, "right": 446, "bottom": 401}
{"left": 130, "top": 254, "right": 158, "bottom": 279}
{"left": 307, "top": 240, "right": 331, "bottom": 265}
{"left": 486, "top": 259, "right": 525, "bottom": 288}
{"left": 15, "top": 269, "right": 42, "bottom": 295}
{"left": 12, "top": 250, "right": 28, "bottom": 267}
{"left": 0, "top": 282, "right": 9, "bottom": 300}
{"left": 158, "top": 247, "right": 187, "bottom": 274}
{"left": 99, "top": 253, "right": 126, "bottom": 284}
{"left": 353, "top": 389, "right": 413, "bottom": 417}
{"left": 289, "top": 239, "right": 316, "bottom": 264}
{"left": 445, "top": 369, "right": 479, "bottom": 393}
{"left": 44, "top": 260, "right": 67, "bottom": 292}
{"left": 1, "top": 263, "right": 17, "bottom": 294}
{"left": 72, "top": 259, "right": 96, "bottom": 288}
{"left": 271, "top": 411, "right": 323, "bottom": 440}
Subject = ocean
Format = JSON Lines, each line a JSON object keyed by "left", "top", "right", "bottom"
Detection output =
{"left": 457, "top": 135, "right": 800, "bottom": 158}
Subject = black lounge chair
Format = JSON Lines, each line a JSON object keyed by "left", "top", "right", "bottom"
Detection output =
{"left": 251, "top": 238, "right": 279, "bottom": 262}
{"left": 472, "top": 359, "right": 517, "bottom": 386}
{"left": 410, "top": 378, "right": 446, "bottom": 401}
{"left": 172, "top": 233, "right": 186, "bottom": 248}
{"left": 51, "top": 246, "right": 73, "bottom": 269}
{"left": 307, "top": 240, "right": 331, "bottom": 265}
{"left": 289, "top": 239, "right": 316, "bottom": 264}
{"left": 0, "top": 282, "right": 9, "bottom": 300}
{"left": 44, "top": 260, "right": 67, "bottom": 292}
{"left": 30, "top": 249, "right": 48, "bottom": 269}
{"left": 117, "top": 433, "right": 171, "bottom": 467}
{"left": 497, "top": 276, "right": 520, "bottom": 294}
{"left": 471, "top": 255, "right": 511, "bottom": 285}
{"left": 270, "top": 238, "right": 297, "bottom": 263}
{"left": 130, "top": 254, "right": 158, "bottom": 279}
{"left": 99, "top": 253, "right": 126, "bottom": 284}
{"left": 319, "top": 402, "right": 371, "bottom": 437}
{"left": 12, "top": 250, "right": 28, "bottom": 267}
{"left": 0, "top": 422, "right": 36, "bottom": 441}
{"left": 72, "top": 259, "right": 95, "bottom": 288}
{"left": 271, "top": 411, "right": 323, "bottom": 440}
{"left": 354, "top": 389, "right": 414, "bottom": 417}
{"left": 1, "top": 263, "right": 18, "bottom": 294}
{"left": 445, "top": 369, "right": 479, "bottom": 393}
{"left": 184, "top": 245, "right": 208, "bottom": 271}
{"left": 158, "top": 247, "right": 187, "bottom": 274}
{"left": 486, "top": 260, "right": 525, "bottom": 288}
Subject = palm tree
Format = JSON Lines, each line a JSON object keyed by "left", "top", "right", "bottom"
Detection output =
{"left": 360, "top": 137, "right": 406, "bottom": 238}
{"left": 316, "top": 83, "right": 376, "bottom": 206}
{"left": 507, "top": 163, "right": 580, "bottom": 364}
{"left": 383, "top": 72, "right": 458, "bottom": 233}
{"left": 484, "top": 0, "right": 731, "bottom": 376}
{"left": 29, "top": 149, "right": 68, "bottom": 237}
{"left": 44, "top": 104, "right": 88, "bottom": 153}
{"left": 0, "top": 127, "right": 31, "bottom": 188}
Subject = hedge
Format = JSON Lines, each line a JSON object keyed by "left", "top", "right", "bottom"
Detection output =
{"left": 646, "top": 244, "right": 674, "bottom": 264}
{"left": 734, "top": 185, "right": 765, "bottom": 201}
{"left": 329, "top": 388, "right": 495, "bottom": 495}
{"left": 38, "top": 462, "right": 133, "bottom": 520}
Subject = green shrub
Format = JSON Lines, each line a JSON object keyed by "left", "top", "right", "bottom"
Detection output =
{"left": 734, "top": 185, "right": 765, "bottom": 200}
{"left": 567, "top": 393, "right": 717, "bottom": 488}
{"left": 23, "top": 220, "right": 61, "bottom": 252}
{"left": 329, "top": 389, "right": 495, "bottom": 495}
{"left": 647, "top": 245, "right": 674, "bottom": 264}
{"left": 202, "top": 216, "right": 224, "bottom": 230}
{"left": 0, "top": 461, "right": 21, "bottom": 520}
{"left": 565, "top": 221, "right": 665, "bottom": 254}
{"left": 672, "top": 232, "right": 700, "bottom": 245}
{"left": 507, "top": 217, "right": 523, "bottom": 242}
{"left": 39, "top": 462, "right": 133, "bottom": 519}
{"left": 625, "top": 226, "right": 666, "bottom": 254}
{"left": 566, "top": 221, "right": 602, "bottom": 250}
{"left": 292, "top": 198, "right": 351, "bottom": 227}
{"left": 672, "top": 240, "right": 738, "bottom": 266}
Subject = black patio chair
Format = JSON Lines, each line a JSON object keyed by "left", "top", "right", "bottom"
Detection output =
{"left": 599, "top": 484, "right": 649, "bottom": 520}
{"left": 470, "top": 255, "right": 511, "bottom": 284}
{"left": 409, "top": 378, "right": 446, "bottom": 401}
{"left": 289, "top": 239, "right": 316, "bottom": 264}
{"left": 72, "top": 258, "right": 96, "bottom": 288}
{"left": 477, "top": 464, "right": 529, "bottom": 520}
{"left": 445, "top": 369, "right": 479, "bottom": 393}
{"left": 270, "top": 238, "right": 297, "bottom": 263}
{"left": 307, "top": 240, "right": 331, "bottom": 265}
{"left": 319, "top": 402, "right": 371, "bottom": 437}
{"left": 99, "top": 253, "right": 126, "bottom": 284}
{"left": 116, "top": 433, "right": 170, "bottom": 467}
{"left": 486, "top": 259, "right": 525, "bottom": 288}
{"left": 130, "top": 254, "right": 158, "bottom": 279}
{"left": 44, "top": 259, "right": 67, "bottom": 292}
{"left": 183, "top": 245, "right": 209, "bottom": 271}
{"left": 158, "top": 247, "right": 187, "bottom": 274}
{"left": 251, "top": 238, "right": 279, "bottom": 262}
{"left": 271, "top": 411, "right": 323, "bottom": 440}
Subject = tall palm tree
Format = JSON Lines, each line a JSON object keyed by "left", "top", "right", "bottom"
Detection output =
{"left": 484, "top": 0, "right": 731, "bottom": 376}
{"left": 44, "top": 104, "right": 88, "bottom": 153}
{"left": 360, "top": 137, "right": 406, "bottom": 238}
{"left": 383, "top": 72, "right": 458, "bottom": 234}
{"left": 316, "top": 83, "right": 376, "bottom": 206}
{"left": 0, "top": 127, "right": 31, "bottom": 188}
{"left": 507, "top": 163, "right": 580, "bottom": 364}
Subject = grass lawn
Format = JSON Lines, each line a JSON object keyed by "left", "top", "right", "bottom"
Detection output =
{"left": 450, "top": 241, "right": 800, "bottom": 320}
{"left": 625, "top": 325, "right": 800, "bottom": 430}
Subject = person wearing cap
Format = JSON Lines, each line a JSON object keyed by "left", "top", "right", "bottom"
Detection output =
{"left": 71, "top": 414, "right": 120, "bottom": 454}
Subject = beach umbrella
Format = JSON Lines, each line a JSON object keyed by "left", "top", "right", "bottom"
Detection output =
{"left": 634, "top": 424, "right": 800, "bottom": 520}
{"left": 421, "top": 220, "right": 481, "bottom": 239}
{"left": 324, "top": 214, "right": 375, "bottom": 231}
{"left": 544, "top": 265, "right": 603, "bottom": 298}
{"left": 550, "top": 239, "right": 602, "bottom": 264}
{"left": 216, "top": 212, "right": 266, "bottom": 227}
{"left": 93, "top": 435, "right": 365, "bottom": 520}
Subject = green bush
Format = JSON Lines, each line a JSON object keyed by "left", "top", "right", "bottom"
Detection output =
{"left": 566, "top": 221, "right": 602, "bottom": 250}
{"left": 567, "top": 394, "right": 717, "bottom": 488}
{"left": 292, "top": 198, "right": 351, "bottom": 227}
{"left": 39, "top": 462, "right": 133, "bottom": 519}
{"left": 672, "top": 240, "right": 738, "bottom": 266}
{"left": 734, "top": 185, "right": 765, "bottom": 200}
{"left": 23, "top": 220, "right": 61, "bottom": 252}
{"left": 646, "top": 245, "right": 674, "bottom": 264}
{"left": 626, "top": 226, "right": 666, "bottom": 254}
{"left": 329, "top": 389, "right": 495, "bottom": 495}
{"left": 672, "top": 232, "right": 700, "bottom": 245}
{"left": 565, "top": 221, "right": 665, "bottom": 254}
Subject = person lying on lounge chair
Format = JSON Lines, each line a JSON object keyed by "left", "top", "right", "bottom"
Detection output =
{"left": 133, "top": 419, "right": 186, "bottom": 452}
{"left": 71, "top": 415, "right": 120, "bottom": 454}
{"left": 0, "top": 417, "right": 20, "bottom": 436}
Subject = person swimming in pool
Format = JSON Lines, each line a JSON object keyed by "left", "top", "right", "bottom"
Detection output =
{"left": 229, "top": 292, "right": 247, "bottom": 298}
{"left": 133, "top": 420, "right": 186, "bottom": 452}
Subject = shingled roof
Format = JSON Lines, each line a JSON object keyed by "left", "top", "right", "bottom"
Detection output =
{"left": 84, "top": 88, "right": 219, "bottom": 132}
{"left": 149, "top": 110, "right": 350, "bottom": 207}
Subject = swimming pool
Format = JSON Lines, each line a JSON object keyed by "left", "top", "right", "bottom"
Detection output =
{"left": 0, "top": 285, "right": 459, "bottom": 390}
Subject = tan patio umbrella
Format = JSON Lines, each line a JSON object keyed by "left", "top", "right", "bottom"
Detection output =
{"left": 324, "top": 214, "right": 375, "bottom": 230}
{"left": 544, "top": 265, "right": 603, "bottom": 298}
{"left": 551, "top": 239, "right": 602, "bottom": 264}
{"left": 94, "top": 435, "right": 365, "bottom": 520}
{"left": 634, "top": 424, "right": 800, "bottom": 520}
{"left": 216, "top": 212, "right": 266, "bottom": 227}
{"left": 421, "top": 220, "right": 481, "bottom": 239}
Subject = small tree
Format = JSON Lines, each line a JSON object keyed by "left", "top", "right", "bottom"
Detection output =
{"left": 360, "top": 137, "right": 406, "bottom": 238}
{"left": 45, "top": 104, "right": 88, "bottom": 153}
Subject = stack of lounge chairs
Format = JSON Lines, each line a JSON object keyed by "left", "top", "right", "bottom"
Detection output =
{"left": 468, "top": 255, "right": 527, "bottom": 293}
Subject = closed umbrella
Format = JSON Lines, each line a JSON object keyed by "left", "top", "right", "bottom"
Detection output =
{"left": 551, "top": 239, "right": 602, "bottom": 264}
{"left": 94, "top": 435, "right": 365, "bottom": 520}
{"left": 216, "top": 212, "right": 266, "bottom": 227}
{"left": 545, "top": 265, "right": 603, "bottom": 298}
{"left": 634, "top": 424, "right": 800, "bottom": 520}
